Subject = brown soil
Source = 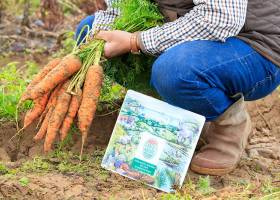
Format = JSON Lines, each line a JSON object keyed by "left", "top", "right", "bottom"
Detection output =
{"left": 1, "top": 91, "right": 280, "bottom": 199}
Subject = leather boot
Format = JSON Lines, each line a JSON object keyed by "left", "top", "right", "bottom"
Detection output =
{"left": 190, "top": 97, "right": 252, "bottom": 176}
{"left": 196, "top": 122, "right": 210, "bottom": 150}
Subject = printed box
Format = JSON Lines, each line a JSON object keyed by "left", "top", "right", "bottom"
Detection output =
{"left": 101, "top": 90, "right": 205, "bottom": 192}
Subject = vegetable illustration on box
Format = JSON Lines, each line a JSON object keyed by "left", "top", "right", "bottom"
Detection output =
{"left": 102, "top": 90, "right": 205, "bottom": 193}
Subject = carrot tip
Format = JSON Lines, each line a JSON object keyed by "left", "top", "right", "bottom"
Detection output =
{"left": 33, "top": 134, "right": 41, "bottom": 141}
{"left": 20, "top": 95, "right": 30, "bottom": 103}
{"left": 44, "top": 146, "right": 51, "bottom": 153}
{"left": 60, "top": 133, "right": 66, "bottom": 141}
{"left": 80, "top": 133, "right": 88, "bottom": 162}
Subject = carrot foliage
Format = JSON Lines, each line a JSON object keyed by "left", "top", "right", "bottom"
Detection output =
{"left": 68, "top": 0, "right": 163, "bottom": 94}
{"left": 105, "top": 0, "right": 163, "bottom": 89}
{"left": 112, "top": 0, "right": 163, "bottom": 32}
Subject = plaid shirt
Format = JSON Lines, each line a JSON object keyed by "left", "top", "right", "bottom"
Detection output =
{"left": 93, "top": 0, "right": 248, "bottom": 55}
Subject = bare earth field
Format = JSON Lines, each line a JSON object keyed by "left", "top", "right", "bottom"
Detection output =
{"left": 0, "top": 89, "right": 279, "bottom": 199}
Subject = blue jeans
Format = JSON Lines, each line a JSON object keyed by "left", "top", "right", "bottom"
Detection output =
{"left": 75, "top": 15, "right": 95, "bottom": 44}
{"left": 76, "top": 16, "right": 280, "bottom": 121}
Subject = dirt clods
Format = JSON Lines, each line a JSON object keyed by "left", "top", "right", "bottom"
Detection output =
{"left": 1, "top": 92, "right": 280, "bottom": 199}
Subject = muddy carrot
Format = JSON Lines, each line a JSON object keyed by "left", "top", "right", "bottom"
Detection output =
{"left": 44, "top": 81, "right": 72, "bottom": 152}
{"left": 78, "top": 65, "right": 103, "bottom": 157}
{"left": 22, "top": 55, "right": 81, "bottom": 101}
{"left": 23, "top": 93, "right": 49, "bottom": 129}
{"left": 33, "top": 107, "right": 53, "bottom": 141}
{"left": 60, "top": 89, "right": 82, "bottom": 141}
{"left": 20, "top": 58, "right": 61, "bottom": 102}
{"left": 37, "top": 83, "right": 63, "bottom": 127}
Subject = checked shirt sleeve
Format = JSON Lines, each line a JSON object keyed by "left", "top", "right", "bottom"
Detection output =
{"left": 92, "top": 0, "right": 120, "bottom": 31}
{"left": 139, "top": 0, "right": 248, "bottom": 55}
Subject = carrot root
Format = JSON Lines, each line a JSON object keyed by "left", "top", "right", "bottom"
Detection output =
{"left": 44, "top": 81, "right": 72, "bottom": 152}
{"left": 23, "top": 92, "right": 49, "bottom": 129}
{"left": 20, "top": 58, "right": 61, "bottom": 103}
{"left": 27, "top": 55, "right": 81, "bottom": 101}
{"left": 78, "top": 65, "right": 103, "bottom": 160}
{"left": 34, "top": 107, "right": 53, "bottom": 141}
{"left": 60, "top": 89, "right": 82, "bottom": 141}
{"left": 78, "top": 65, "right": 103, "bottom": 134}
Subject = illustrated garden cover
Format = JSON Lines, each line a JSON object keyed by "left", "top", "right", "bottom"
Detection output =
{"left": 101, "top": 90, "right": 205, "bottom": 193}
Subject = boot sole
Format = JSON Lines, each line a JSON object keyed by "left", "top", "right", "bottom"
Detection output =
{"left": 190, "top": 163, "right": 236, "bottom": 176}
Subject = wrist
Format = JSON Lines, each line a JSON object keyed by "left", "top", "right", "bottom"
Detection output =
{"left": 130, "top": 32, "right": 141, "bottom": 54}
{"left": 136, "top": 32, "right": 141, "bottom": 50}
{"left": 136, "top": 32, "right": 148, "bottom": 55}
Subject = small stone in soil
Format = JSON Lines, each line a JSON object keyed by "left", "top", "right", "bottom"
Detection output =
{"left": 10, "top": 42, "right": 26, "bottom": 52}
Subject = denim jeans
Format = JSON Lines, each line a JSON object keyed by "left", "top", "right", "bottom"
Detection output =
{"left": 75, "top": 15, "right": 95, "bottom": 44}
{"left": 76, "top": 16, "right": 280, "bottom": 121}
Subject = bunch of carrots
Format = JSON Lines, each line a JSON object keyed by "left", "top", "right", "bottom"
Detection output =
{"left": 18, "top": 0, "right": 163, "bottom": 154}
{"left": 19, "top": 38, "right": 105, "bottom": 154}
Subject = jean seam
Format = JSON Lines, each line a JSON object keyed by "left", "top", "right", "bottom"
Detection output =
{"left": 245, "top": 68, "right": 280, "bottom": 98}
{"left": 177, "top": 62, "right": 200, "bottom": 90}
{"left": 196, "top": 87, "right": 223, "bottom": 120}
{"left": 200, "top": 52, "right": 257, "bottom": 74}
{"left": 177, "top": 76, "right": 200, "bottom": 90}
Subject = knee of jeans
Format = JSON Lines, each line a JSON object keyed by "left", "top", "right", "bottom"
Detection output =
{"left": 75, "top": 15, "right": 95, "bottom": 43}
{"left": 151, "top": 58, "right": 199, "bottom": 99}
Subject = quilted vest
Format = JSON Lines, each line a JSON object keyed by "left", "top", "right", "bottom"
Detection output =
{"left": 154, "top": 0, "right": 280, "bottom": 67}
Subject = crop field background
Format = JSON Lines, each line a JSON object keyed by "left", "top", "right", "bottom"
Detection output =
{"left": 0, "top": 0, "right": 279, "bottom": 199}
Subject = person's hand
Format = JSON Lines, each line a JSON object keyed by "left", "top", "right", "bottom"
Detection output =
{"left": 96, "top": 30, "right": 132, "bottom": 58}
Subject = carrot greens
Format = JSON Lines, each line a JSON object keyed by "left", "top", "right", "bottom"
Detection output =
{"left": 68, "top": 0, "right": 163, "bottom": 94}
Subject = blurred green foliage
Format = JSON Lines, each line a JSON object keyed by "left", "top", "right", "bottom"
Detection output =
{"left": 2, "top": 0, "right": 40, "bottom": 14}
{"left": 54, "top": 31, "right": 77, "bottom": 58}
{"left": 0, "top": 163, "right": 9, "bottom": 175}
{"left": 18, "top": 177, "right": 30, "bottom": 186}
{"left": 0, "top": 61, "right": 38, "bottom": 120}
{"left": 197, "top": 176, "right": 215, "bottom": 195}
{"left": 21, "top": 157, "right": 52, "bottom": 172}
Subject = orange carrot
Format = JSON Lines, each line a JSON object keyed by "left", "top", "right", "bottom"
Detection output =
{"left": 20, "top": 58, "right": 61, "bottom": 102}
{"left": 60, "top": 89, "right": 82, "bottom": 141}
{"left": 37, "top": 83, "right": 63, "bottom": 127}
{"left": 44, "top": 81, "right": 72, "bottom": 152}
{"left": 23, "top": 92, "right": 49, "bottom": 129}
{"left": 78, "top": 65, "right": 103, "bottom": 156}
{"left": 33, "top": 107, "right": 53, "bottom": 141}
{"left": 27, "top": 58, "right": 61, "bottom": 89}
{"left": 22, "top": 55, "right": 81, "bottom": 101}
